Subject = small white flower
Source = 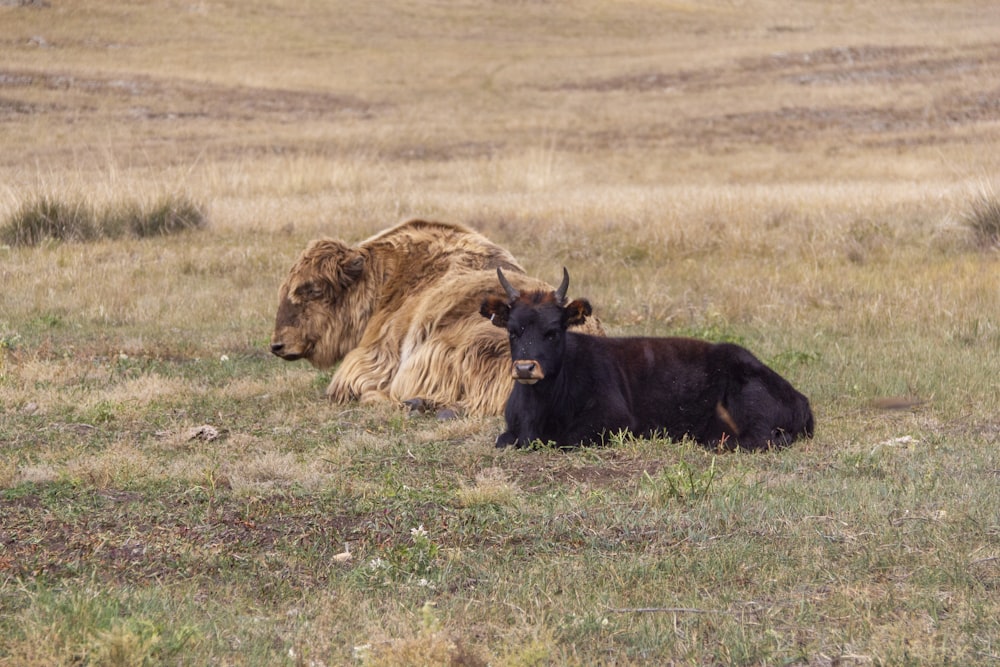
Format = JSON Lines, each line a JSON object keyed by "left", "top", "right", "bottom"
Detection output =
{"left": 220, "top": 354, "right": 230, "bottom": 362}
{"left": 410, "top": 524, "right": 428, "bottom": 539}
{"left": 368, "top": 557, "right": 386, "bottom": 571}
{"left": 417, "top": 578, "right": 430, "bottom": 587}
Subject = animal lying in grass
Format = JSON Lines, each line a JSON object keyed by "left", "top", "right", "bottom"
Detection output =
{"left": 480, "top": 267, "right": 814, "bottom": 450}
{"left": 270, "top": 219, "right": 602, "bottom": 417}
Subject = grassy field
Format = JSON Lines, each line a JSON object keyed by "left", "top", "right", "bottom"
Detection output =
{"left": 2, "top": 0, "right": 999, "bottom": 664}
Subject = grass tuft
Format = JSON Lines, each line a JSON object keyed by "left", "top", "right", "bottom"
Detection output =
{"left": 89, "top": 621, "right": 162, "bottom": 667}
{"left": 455, "top": 467, "right": 519, "bottom": 508}
{"left": 360, "top": 603, "right": 488, "bottom": 667}
{"left": 1, "top": 194, "right": 208, "bottom": 247}
{"left": 963, "top": 185, "right": 1000, "bottom": 249}
{"left": 111, "top": 195, "right": 209, "bottom": 239}
{"left": 640, "top": 455, "right": 717, "bottom": 504}
{"left": 0, "top": 196, "right": 97, "bottom": 246}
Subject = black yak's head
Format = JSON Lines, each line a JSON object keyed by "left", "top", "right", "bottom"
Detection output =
{"left": 480, "top": 267, "right": 591, "bottom": 384}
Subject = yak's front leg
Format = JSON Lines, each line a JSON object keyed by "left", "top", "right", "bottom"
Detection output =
{"left": 495, "top": 431, "right": 519, "bottom": 448}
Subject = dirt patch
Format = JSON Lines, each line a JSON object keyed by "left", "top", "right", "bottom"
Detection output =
{"left": 0, "top": 488, "right": 354, "bottom": 584}
{"left": 556, "top": 42, "right": 1000, "bottom": 94}
{"left": 548, "top": 41, "right": 1000, "bottom": 153}
{"left": 0, "top": 94, "right": 36, "bottom": 116}
{"left": 740, "top": 44, "right": 979, "bottom": 85}
{"left": 4, "top": 38, "right": 999, "bottom": 169}
{"left": 0, "top": 67, "right": 373, "bottom": 123}
{"left": 500, "top": 448, "right": 668, "bottom": 492}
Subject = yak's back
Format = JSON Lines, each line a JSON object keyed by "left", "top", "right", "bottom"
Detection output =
{"left": 363, "top": 219, "right": 525, "bottom": 293}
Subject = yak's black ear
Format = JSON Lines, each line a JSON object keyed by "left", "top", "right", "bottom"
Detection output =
{"left": 563, "top": 299, "right": 592, "bottom": 327}
{"left": 480, "top": 295, "right": 510, "bottom": 328}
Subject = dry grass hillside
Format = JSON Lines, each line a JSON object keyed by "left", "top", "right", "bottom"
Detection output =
{"left": 1, "top": 1, "right": 999, "bottom": 665}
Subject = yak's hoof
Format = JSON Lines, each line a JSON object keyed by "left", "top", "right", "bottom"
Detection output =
{"left": 402, "top": 398, "right": 428, "bottom": 413}
{"left": 403, "top": 398, "right": 460, "bottom": 421}
{"left": 435, "top": 408, "right": 459, "bottom": 421}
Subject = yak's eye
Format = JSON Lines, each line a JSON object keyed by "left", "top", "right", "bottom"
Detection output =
{"left": 295, "top": 282, "right": 325, "bottom": 301}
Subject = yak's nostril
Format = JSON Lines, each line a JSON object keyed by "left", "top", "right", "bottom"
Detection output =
{"left": 515, "top": 361, "right": 535, "bottom": 374}
{"left": 270, "top": 343, "right": 285, "bottom": 355}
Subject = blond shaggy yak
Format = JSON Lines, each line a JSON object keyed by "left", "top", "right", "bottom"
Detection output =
{"left": 270, "top": 219, "right": 601, "bottom": 417}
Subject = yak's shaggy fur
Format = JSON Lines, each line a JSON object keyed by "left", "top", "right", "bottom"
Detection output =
{"left": 481, "top": 268, "right": 814, "bottom": 450}
{"left": 270, "top": 219, "right": 601, "bottom": 416}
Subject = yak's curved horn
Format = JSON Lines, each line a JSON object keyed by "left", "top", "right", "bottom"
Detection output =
{"left": 555, "top": 267, "right": 570, "bottom": 303}
{"left": 497, "top": 267, "right": 520, "bottom": 301}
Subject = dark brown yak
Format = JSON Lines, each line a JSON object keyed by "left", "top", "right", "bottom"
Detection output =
{"left": 481, "top": 267, "right": 814, "bottom": 449}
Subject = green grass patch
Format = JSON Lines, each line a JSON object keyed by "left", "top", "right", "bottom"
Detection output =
{"left": 2, "top": 335, "right": 998, "bottom": 663}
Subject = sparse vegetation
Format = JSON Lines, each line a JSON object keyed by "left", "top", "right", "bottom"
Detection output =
{"left": 1, "top": 0, "right": 999, "bottom": 664}
{"left": 0, "top": 196, "right": 97, "bottom": 246}
{"left": 0, "top": 194, "right": 206, "bottom": 247}
{"left": 105, "top": 195, "right": 208, "bottom": 239}
{"left": 964, "top": 185, "right": 1000, "bottom": 249}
